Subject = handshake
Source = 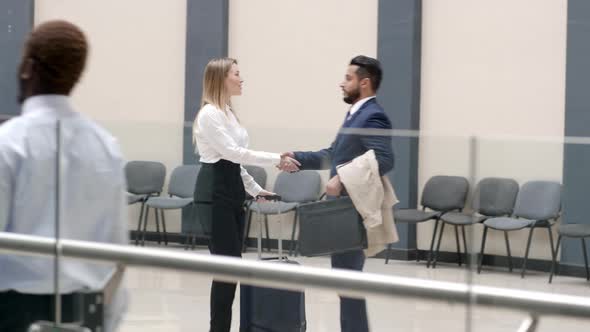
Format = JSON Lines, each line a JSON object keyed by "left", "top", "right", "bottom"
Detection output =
{"left": 276, "top": 151, "right": 343, "bottom": 196}
{"left": 257, "top": 152, "right": 300, "bottom": 202}
{"left": 277, "top": 152, "right": 300, "bottom": 173}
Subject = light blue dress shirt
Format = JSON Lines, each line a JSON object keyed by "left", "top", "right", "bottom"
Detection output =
{"left": 0, "top": 95, "right": 128, "bottom": 328}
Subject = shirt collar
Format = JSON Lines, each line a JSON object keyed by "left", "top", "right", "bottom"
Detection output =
{"left": 21, "top": 95, "right": 74, "bottom": 117}
{"left": 348, "top": 96, "right": 376, "bottom": 117}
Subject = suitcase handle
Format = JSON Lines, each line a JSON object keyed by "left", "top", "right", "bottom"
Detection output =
{"left": 255, "top": 194, "right": 282, "bottom": 202}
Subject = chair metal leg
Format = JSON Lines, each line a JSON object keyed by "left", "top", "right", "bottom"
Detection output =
{"left": 264, "top": 215, "right": 271, "bottom": 252}
{"left": 521, "top": 227, "right": 535, "bottom": 279}
{"left": 135, "top": 201, "right": 146, "bottom": 245}
{"left": 154, "top": 208, "right": 161, "bottom": 245}
{"left": 289, "top": 209, "right": 299, "bottom": 256}
{"left": 426, "top": 219, "right": 440, "bottom": 268}
{"left": 547, "top": 226, "right": 555, "bottom": 274}
{"left": 191, "top": 234, "right": 196, "bottom": 250}
{"left": 385, "top": 243, "right": 393, "bottom": 264}
{"left": 478, "top": 226, "right": 488, "bottom": 274}
{"left": 160, "top": 209, "right": 168, "bottom": 246}
{"left": 141, "top": 207, "right": 150, "bottom": 246}
{"left": 582, "top": 239, "right": 590, "bottom": 281}
{"left": 454, "top": 225, "right": 462, "bottom": 267}
{"left": 549, "top": 235, "right": 562, "bottom": 283}
{"left": 242, "top": 208, "right": 253, "bottom": 253}
{"left": 461, "top": 226, "right": 468, "bottom": 266}
{"left": 432, "top": 222, "right": 446, "bottom": 269}
{"left": 184, "top": 233, "right": 190, "bottom": 250}
{"left": 504, "top": 231, "right": 513, "bottom": 272}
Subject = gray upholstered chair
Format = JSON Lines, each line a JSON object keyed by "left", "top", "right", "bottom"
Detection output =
{"left": 125, "top": 161, "right": 166, "bottom": 245}
{"left": 478, "top": 181, "right": 561, "bottom": 278}
{"left": 142, "top": 165, "right": 201, "bottom": 247}
{"left": 247, "top": 170, "right": 321, "bottom": 256}
{"left": 549, "top": 223, "right": 590, "bottom": 283}
{"left": 244, "top": 165, "right": 268, "bottom": 200}
{"left": 387, "top": 175, "right": 469, "bottom": 267}
{"left": 432, "top": 177, "right": 519, "bottom": 268}
{"left": 241, "top": 165, "right": 268, "bottom": 252}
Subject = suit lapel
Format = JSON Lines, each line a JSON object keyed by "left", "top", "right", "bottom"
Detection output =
{"left": 345, "top": 98, "right": 377, "bottom": 126}
{"left": 336, "top": 98, "right": 378, "bottom": 151}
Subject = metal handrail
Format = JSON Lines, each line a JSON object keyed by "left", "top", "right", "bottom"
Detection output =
{"left": 0, "top": 232, "right": 589, "bottom": 321}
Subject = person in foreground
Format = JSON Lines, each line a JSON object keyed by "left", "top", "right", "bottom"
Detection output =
{"left": 280, "top": 55, "right": 394, "bottom": 332}
{"left": 0, "top": 20, "right": 128, "bottom": 331}
{"left": 192, "top": 57, "right": 300, "bottom": 332}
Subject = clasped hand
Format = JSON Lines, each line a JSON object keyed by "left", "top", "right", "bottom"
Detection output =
{"left": 277, "top": 152, "right": 301, "bottom": 173}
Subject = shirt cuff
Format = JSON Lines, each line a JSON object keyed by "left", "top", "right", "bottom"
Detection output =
{"left": 249, "top": 184, "right": 263, "bottom": 197}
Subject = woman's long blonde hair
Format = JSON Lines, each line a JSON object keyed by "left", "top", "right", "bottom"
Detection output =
{"left": 193, "top": 57, "right": 238, "bottom": 145}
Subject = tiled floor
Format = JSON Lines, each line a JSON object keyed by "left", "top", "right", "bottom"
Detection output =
{"left": 119, "top": 245, "right": 590, "bottom": 332}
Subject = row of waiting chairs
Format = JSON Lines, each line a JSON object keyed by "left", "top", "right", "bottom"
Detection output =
{"left": 389, "top": 175, "right": 589, "bottom": 283}
{"left": 126, "top": 163, "right": 588, "bottom": 283}
{"left": 125, "top": 161, "right": 323, "bottom": 253}
{"left": 125, "top": 161, "right": 200, "bottom": 247}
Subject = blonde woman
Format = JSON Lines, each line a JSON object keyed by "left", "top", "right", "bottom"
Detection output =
{"left": 193, "top": 57, "right": 299, "bottom": 332}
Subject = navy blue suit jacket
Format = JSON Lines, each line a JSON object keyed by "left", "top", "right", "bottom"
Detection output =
{"left": 294, "top": 98, "right": 394, "bottom": 177}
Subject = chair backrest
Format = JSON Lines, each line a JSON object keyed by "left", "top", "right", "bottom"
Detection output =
{"left": 473, "top": 177, "right": 519, "bottom": 217}
{"left": 125, "top": 161, "right": 166, "bottom": 195}
{"left": 274, "top": 170, "right": 321, "bottom": 203}
{"left": 244, "top": 165, "right": 268, "bottom": 189}
{"left": 513, "top": 181, "right": 561, "bottom": 221}
{"left": 243, "top": 165, "right": 268, "bottom": 200}
{"left": 168, "top": 165, "right": 201, "bottom": 198}
{"left": 421, "top": 175, "right": 469, "bottom": 212}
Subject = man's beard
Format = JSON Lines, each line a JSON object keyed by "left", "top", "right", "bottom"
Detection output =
{"left": 17, "top": 85, "right": 26, "bottom": 104}
{"left": 17, "top": 84, "right": 25, "bottom": 104}
{"left": 17, "top": 72, "right": 28, "bottom": 104}
{"left": 16, "top": 61, "right": 27, "bottom": 104}
{"left": 343, "top": 88, "right": 360, "bottom": 104}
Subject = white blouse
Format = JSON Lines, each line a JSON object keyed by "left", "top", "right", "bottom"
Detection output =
{"left": 194, "top": 104, "right": 280, "bottom": 196}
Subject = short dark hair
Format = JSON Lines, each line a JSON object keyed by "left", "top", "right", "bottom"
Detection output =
{"left": 25, "top": 20, "right": 88, "bottom": 94}
{"left": 350, "top": 55, "right": 382, "bottom": 91}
